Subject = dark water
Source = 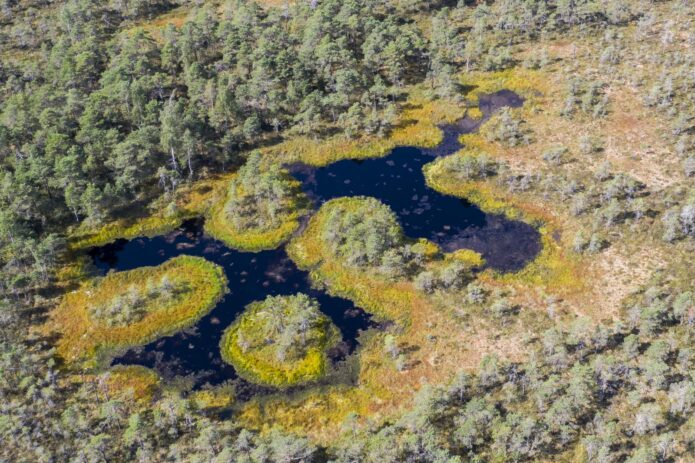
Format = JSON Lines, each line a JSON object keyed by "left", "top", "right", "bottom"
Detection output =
{"left": 290, "top": 90, "right": 540, "bottom": 270}
{"left": 90, "top": 90, "right": 540, "bottom": 390}
{"left": 92, "top": 221, "right": 370, "bottom": 392}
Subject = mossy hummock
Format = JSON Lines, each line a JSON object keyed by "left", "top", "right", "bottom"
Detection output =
{"left": 205, "top": 192, "right": 305, "bottom": 252}
{"left": 52, "top": 255, "right": 228, "bottom": 366}
{"left": 220, "top": 293, "right": 341, "bottom": 388}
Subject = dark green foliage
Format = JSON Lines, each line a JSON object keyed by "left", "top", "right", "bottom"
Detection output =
{"left": 0, "top": 0, "right": 427, "bottom": 280}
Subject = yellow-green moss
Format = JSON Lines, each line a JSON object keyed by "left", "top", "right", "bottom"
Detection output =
{"left": 51, "top": 255, "right": 228, "bottom": 367}
{"left": 69, "top": 212, "right": 194, "bottom": 252}
{"left": 236, "top": 384, "right": 371, "bottom": 444}
{"left": 460, "top": 68, "right": 548, "bottom": 107}
{"left": 424, "top": 155, "right": 531, "bottom": 222}
{"left": 412, "top": 238, "right": 441, "bottom": 260}
{"left": 205, "top": 199, "right": 302, "bottom": 251}
{"left": 191, "top": 387, "right": 235, "bottom": 410}
{"left": 220, "top": 294, "right": 341, "bottom": 388}
{"left": 448, "top": 248, "right": 485, "bottom": 268}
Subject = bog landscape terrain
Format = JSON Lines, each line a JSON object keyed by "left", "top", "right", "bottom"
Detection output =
{"left": 1, "top": 0, "right": 694, "bottom": 462}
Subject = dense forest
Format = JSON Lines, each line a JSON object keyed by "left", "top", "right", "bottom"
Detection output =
{"left": 1, "top": 0, "right": 694, "bottom": 461}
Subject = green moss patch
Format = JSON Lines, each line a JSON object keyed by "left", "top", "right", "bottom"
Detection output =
{"left": 220, "top": 293, "right": 340, "bottom": 388}
{"left": 51, "top": 255, "right": 228, "bottom": 367}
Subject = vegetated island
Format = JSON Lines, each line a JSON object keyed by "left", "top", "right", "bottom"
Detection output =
{"left": 205, "top": 152, "right": 309, "bottom": 251}
{"left": 220, "top": 293, "right": 341, "bottom": 388}
{"left": 50, "top": 255, "right": 228, "bottom": 366}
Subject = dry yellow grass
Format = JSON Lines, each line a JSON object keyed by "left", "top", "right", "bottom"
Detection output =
{"left": 101, "top": 365, "right": 161, "bottom": 404}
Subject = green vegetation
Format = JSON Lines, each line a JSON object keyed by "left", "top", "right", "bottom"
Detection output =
{"left": 50, "top": 255, "right": 227, "bottom": 366}
{"left": 481, "top": 107, "right": 532, "bottom": 147}
{"left": 2, "top": 0, "right": 695, "bottom": 461}
{"left": 433, "top": 149, "right": 498, "bottom": 181}
{"left": 205, "top": 152, "right": 308, "bottom": 251}
{"left": 322, "top": 197, "right": 404, "bottom": 268}
{"left": 220, "top": 293, "right": 340, "bottom": 387}
{"left": 89, "top": 275, "right": 189, "bottom": 327}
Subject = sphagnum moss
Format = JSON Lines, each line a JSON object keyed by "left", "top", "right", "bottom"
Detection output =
{"left": 51, "top": 255, "right": 228, "bottom": 367}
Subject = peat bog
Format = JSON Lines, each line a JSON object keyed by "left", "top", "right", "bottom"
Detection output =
{"left": 291, "top": 90, "right": 540, "bottom": 270}
{"left": 88, "top": 90, "right": 540, "bottom": 393}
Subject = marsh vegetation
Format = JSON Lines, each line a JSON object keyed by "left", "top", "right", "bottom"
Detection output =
{"left": 49, "top": 255, "right": 227, "bottom": 365}
{"left": 1, "top": 0, "right": 694, "bottom": 461}
{"left": 206, "top": 152, "right": 308, "bottom": 250}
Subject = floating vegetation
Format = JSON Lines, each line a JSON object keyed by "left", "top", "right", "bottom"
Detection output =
{"left": 220, "top": 293, "right": 340, "bottom": 388}
{"left": 51, "top": 255, "right": 228, "bottom": 367}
